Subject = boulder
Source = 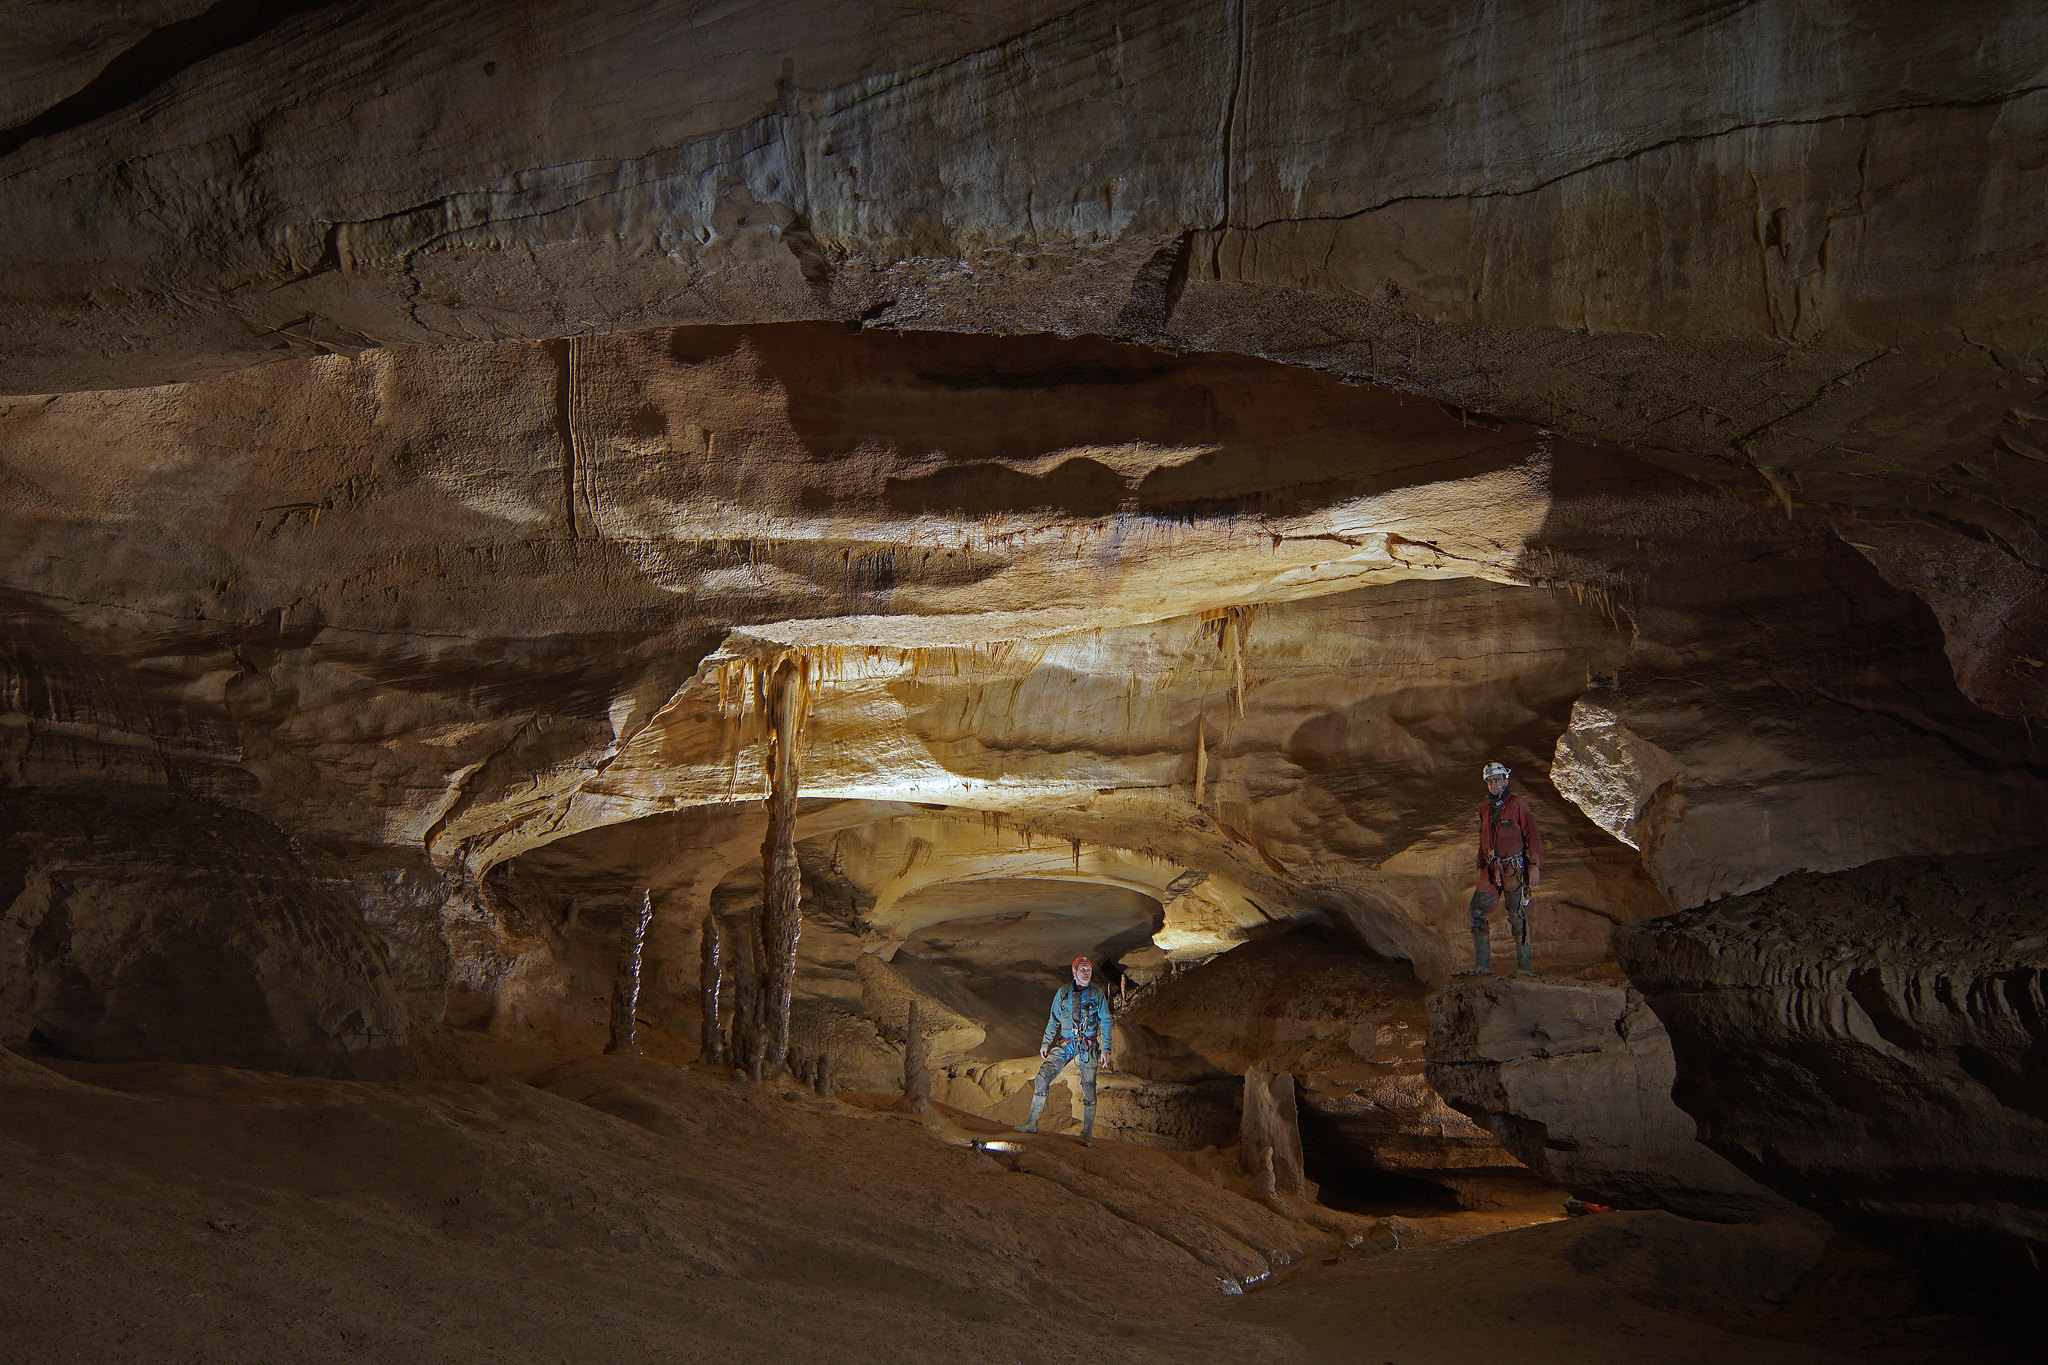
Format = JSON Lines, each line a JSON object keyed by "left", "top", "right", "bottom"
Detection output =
{"left": 1617, "top": 851, "right": 2048, "bottom": 1315}
{"left": 1115, "top": 933, "right": 1429, "bottom": 1081}
{"left": 1119, "top": 933, "right": 1526, "bottom": 1193}
{"left": 787, "top": 997, "right": 901, "bottom": 1094}
{"left": 1427, "top": 975, "right": 1790, "bottom": 1221}
{"left": 856, "top": 951, "right": 986, "bottom": 1061}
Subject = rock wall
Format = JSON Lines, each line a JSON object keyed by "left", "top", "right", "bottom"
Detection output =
{"left": 4, "top": 3, "right": 2041, "bottom": 718}
{"left": 1426, "top": 976, "right": 1790, "bottom": 1221}
{"left": 1617, "top": 851, "right": 2048, "bottom": 1315}
{"left": 0, "top": 788, "right": 405, "bottom": 1076}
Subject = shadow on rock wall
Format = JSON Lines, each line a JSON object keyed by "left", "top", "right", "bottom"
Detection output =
{"left": 0, "top": 787, "right": 406, "bottom": 1077}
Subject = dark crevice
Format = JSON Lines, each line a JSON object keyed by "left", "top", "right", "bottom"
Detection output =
{"left": 542, "top": 339, "right": 578, "bottom": 539}
{"left": 0, "top": 0, "right": 345, "bottom": 161}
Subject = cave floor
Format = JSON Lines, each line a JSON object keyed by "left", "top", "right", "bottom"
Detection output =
{"left": 0, "top": 1043, "right": 2023, "bottom": 1365}
{"left": 1227, "top": 1210, "right": 2026, "bottom": 1365}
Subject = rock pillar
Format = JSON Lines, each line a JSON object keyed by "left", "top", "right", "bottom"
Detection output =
{"left": 900, "top": 999, "right": 931, "bottom": 1105}
{"left": 753, "top": 656, "right": 810, "bottom": 1078}
{"left": 1241, "top": 1070, "right": 1311, "bottom": 1198}
{"left": 729, "top": 927, "right": 760, "bottom": 1078}
{"left": 603, "top": 890, "right": 653, "bottom": 1056}
{"left": 698, "top": 915, "right": 725, "bottom": 1068}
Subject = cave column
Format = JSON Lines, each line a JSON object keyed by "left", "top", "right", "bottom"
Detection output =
{"left": 699, "top": 916, "right": 726, "bottom": 1067}
{"left": 604, "top": 890, "right": 653, "bottom": 1057}
{"left": 753, "top": 655, "right": 810, "bottom": 1078}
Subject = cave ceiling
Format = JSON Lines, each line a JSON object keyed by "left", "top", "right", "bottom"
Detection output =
{"left": 3, "top": 0, "right": 2046, "bottom": 1039}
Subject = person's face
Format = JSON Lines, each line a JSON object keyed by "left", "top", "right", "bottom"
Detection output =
{"left": 1485, "top": 774, "right": 1508, "bottom": 799}
{"left": 1073, "top": 960, "right": 1093, "bottom": 988}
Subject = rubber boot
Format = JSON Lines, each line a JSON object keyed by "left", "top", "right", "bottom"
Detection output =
{"left": 1081, "top": 1102, "right": 1096, "bottom": 1147}
{"left": 1018, "top": 1090, "right": 1045, "bottom": 1134}
{"left": 1458, "top": 931, "right": 1491, "bottom": 976}
{"left": 1515, "top": 939, "right": 1532, "bottom": 975}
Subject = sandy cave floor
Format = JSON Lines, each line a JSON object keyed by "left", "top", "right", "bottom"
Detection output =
{"left": 0, "top": 1043, "right": 2025, "bottom": 1365}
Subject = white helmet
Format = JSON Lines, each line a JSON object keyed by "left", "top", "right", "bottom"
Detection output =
{"left": 1482, "top": 761, "right": 1510, "bottom": 783}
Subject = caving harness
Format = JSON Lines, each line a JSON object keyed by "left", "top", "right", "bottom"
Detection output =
{"left": 1467, "top": 768, "right": 1535, "bottom": 976}
{"left": 1021, "top": 969, "right": 1110, "bottom": 1144}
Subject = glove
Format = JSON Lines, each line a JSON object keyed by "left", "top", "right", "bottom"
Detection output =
{"left": 1529, "top": 866, "right": 1542, "bottom": 887}
{"left": 1039, "top": 1042, "right": 1050, "bottom": 1059}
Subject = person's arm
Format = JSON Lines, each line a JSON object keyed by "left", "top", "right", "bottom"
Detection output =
{"left": 1040, "top": 989, "right": 1063, "bottom": 1056}
{"left": 1520, "top": 797, "right": 1545, "bottom": 884}
{"left": 1094, "top": 990, "right": 1114, "bottom": 1066}
{"left": 1475, "top": 804, "right": 1489, "bottom": 869}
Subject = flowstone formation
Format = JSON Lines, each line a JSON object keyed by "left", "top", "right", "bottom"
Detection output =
{"left": 4, "top": 0, "right": 2048, "bottom": 1344}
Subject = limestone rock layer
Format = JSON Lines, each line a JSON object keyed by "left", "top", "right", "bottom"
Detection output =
{"left": 2, "top": 4, "right": 2047, "bottom": 1331}
{"left": 5, "top": 0, "right": 2044, "bottom": 716}
{"left": 1618, "top": 852, "right": 2048, "bottom": 1313}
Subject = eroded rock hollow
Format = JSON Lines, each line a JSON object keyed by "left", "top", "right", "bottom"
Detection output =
{"left": 4, "top": 2, "right": 2045, "bottom": 1359}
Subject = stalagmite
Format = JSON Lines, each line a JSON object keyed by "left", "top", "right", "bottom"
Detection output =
{"left": 699, "top": 915, "right": 726, "bottom": 1068}
{"left": 900, "top": 999, "right": 931, "bottom": 1105}
{"left": 753, "top": 655, "right": 812, "bottom": 1079}
{"left": 1240, "top": 1070, "right": 1312, "bottom": 1198}
{"left": 729, "top": 919, "right": 760, "bottom": 1078}
{"left": 603, "top": 890, "right": 654, "bottom": 1056}
{"left": 814, "top": 1053, "right": 837, "bottom": 1100}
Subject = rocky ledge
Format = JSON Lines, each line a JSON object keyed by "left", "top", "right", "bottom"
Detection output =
{"left": 1425, "top": 974, "right": 1789, "bottom": 1222}
{"left": 1617, "top": 851, "right": 2048, "bottom": 1315}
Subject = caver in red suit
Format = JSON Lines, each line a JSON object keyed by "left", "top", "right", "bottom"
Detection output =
{"left": 1465, "top": 761, "right": 1543, "bottom": 974}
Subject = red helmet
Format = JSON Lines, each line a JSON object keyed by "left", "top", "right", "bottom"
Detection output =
{"left": 1072, "top": 956, "right": 1093, "bottom": 972}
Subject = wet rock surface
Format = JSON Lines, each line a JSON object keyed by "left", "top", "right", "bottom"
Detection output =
{"left": 1426, "top": 975, "right": 1792, "bottom": 1221}
{"left": 1618, "top": 851, "right": 2048, "bottom": 1314}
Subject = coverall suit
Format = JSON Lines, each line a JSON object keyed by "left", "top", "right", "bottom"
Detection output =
{"left": 1471, "top": 790, "right": 1544, "bottom": 972}
{"left": 1022, "top": 982, "right": 1114, "bottom": 1140}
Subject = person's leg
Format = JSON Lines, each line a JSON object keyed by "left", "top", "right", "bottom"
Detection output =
{"left": 1508, "top": 886, "right": 1531, "bottom": 973}
{"left": 1078, "top": 1054, "right": 1099, "bottom": 1145}
{"left": 1463, "top": 886, "right": 1495, "bottom": 974}
{"left": 1020, "top": 1045, "right": 1068, "bottom": 1132}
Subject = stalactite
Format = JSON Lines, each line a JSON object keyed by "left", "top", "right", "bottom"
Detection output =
{"left": 1229, "top": 610, "right": 1249, "bottom": 716}
{"left": 603, "top": 890, "right": 653, "bottom": 1057}
{"left": 1194, "top": 712, "right": 1208, "bottom": 806}
{"left": 698, "top": 914, "right": 725, "bottom": 1069}
{"left": 752, "top": 654, "right": 811, "bottom": 1079}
